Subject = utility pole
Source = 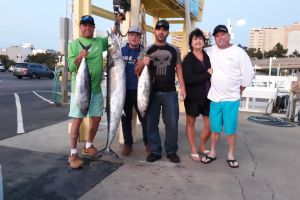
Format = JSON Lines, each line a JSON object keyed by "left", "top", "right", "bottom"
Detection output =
{"left": 61, "top": 17, "right": 69, "bottom": 104}
{"left": 61, "top": 0, "right": 69, "bottom": 104}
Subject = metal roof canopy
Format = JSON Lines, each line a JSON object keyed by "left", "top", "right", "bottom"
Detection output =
{"left": 252, "top": 58, "right": 300, "bottom": 69}
{"left": 141, "top": 0, "right": 203, "bottom": 21}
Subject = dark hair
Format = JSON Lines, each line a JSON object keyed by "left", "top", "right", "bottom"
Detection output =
{"left": 188, "top": 28, "right": 206, "bottom": 50}
{"left": 155, "top": 20, "right": 170, "bottom": 30}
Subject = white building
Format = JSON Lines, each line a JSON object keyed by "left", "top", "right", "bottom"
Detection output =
{"left": 5, "top": 45, "right": 33, "bottom": 63}
{"left": 249, "top": 22, "right": 300, "bottom": 54}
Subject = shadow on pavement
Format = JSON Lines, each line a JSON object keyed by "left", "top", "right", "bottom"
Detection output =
{"left": 0, "top": 146, "right": 122, "bottom": 200}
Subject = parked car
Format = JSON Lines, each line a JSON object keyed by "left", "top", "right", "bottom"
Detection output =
{"left": 8, "top": 64, "right": 15, "bottom": 72}
{"left": 13, "top": 63, "right": 54, "bottom": 79}
{"left": 0, "top": 63, "right": 5, "bottom": 72}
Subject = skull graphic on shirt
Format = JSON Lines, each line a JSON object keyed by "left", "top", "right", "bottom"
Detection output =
{"left": 152, "top": 50, "right": 172, "bottom": 75}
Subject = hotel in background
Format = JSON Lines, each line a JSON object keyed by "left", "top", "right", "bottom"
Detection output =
{"left": 249, "top": 22, "right": 300, "bottom": 54}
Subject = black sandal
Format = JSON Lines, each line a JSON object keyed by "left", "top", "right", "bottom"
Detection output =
{"left": 227, "top": 159, "right": 239, "bottom": 168}
{"left": 201, "top": 155, "right": 217, "bottom": 164}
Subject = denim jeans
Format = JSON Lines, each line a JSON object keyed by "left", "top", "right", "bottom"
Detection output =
{"left": 147, "top": 91, "right": 179, "bottom": 155}
{"left": 121, "top": 90, "right": 147, "bottom": 145}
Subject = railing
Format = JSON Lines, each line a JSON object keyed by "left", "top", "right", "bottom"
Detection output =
{"left": 240, "top": 87, "right": 277, "bottom": 114}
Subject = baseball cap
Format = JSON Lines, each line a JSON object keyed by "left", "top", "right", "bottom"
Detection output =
{"left": 128, "top": 26, "right": 141, "bottom": 34}
{"left": 155, "top": 20, "right": 169, "bottom": 30}
{"left": 212, "top": 25, "right": 228, "bottom": 36}
{"left": 80, "top": 15, "right": 95, "bottom": 25}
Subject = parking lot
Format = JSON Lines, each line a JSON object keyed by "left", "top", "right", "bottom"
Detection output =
{"left": 0, "top": 72, "right": 69, "bottom": 140}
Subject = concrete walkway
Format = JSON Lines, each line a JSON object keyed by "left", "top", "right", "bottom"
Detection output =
{"left": 1, "top": 112, "right": 300, "bottom": 200}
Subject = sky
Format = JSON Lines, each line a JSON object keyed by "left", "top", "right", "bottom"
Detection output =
{"left": 0, "top": 0, "right": 299, "bottom": 50}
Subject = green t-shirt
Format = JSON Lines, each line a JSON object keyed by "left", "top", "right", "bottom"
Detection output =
{"left": 68, "top": 36, "right": 108, "bottom": 94}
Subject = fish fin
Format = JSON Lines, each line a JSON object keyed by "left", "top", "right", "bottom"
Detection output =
{"left": 92, "top": 148, "right": 119, "bottom": 159}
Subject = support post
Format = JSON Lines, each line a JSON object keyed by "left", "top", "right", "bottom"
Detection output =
{"left": 184, "top": 0, "right": 191, "bottom": 53}
{"left": 119, "top": 0, "right": 142, "bottom": 144}
{"left": 72, "top": 0, "right": 92, "bottom": 40}
{"left": 61, "top": 17, "right": 69, "bottom": 104}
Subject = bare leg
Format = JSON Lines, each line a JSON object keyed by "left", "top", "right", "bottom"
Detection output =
{"left": 186, "top": 114, "right": 197, "bottom": 154}
{"left": 199, "top": 115, "right": 211, "bottom": 152}
{"left": 70, "top": 118, "right": 83, "bottom": 149}
{"left": 227, "top": 134, "right": 237, "bottom": 160}
{"left": 88, "top": 117, "right": 101, "bottom": 143}
{"left": 208, "top": 132, "right": 220, "bottom": 158}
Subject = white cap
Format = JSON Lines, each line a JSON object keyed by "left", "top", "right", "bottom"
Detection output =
{"left": 128, "top": 26, "right": 141, "bottom": 34}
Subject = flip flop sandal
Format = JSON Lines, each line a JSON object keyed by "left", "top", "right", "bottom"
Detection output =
{"left": 227, "top": 159, "right": 239, "bottom": 168}
{"left": 190, "top": 153, "right": 200, "bottom": 162}
{"left": 201, "top": 155, "right": 217, "bottom": 164}
{"left": 199, "top": 150, "right": 210, "bottom": 155}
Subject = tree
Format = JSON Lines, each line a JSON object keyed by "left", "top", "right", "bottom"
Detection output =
{"left": 26, "top": 52, "right": 59, "bottom": 67}
{"left": 256, "top": 48, "right": 263, "bottom": 59}
{"left": 0, "top": 55, "right": 15, "bottom": 69}
{"left": 246, "top": 48, "right": 263, "bottom": 59}
{"left": 264, "top": 50, "right": 275, "bottom": 58}
{"left": 290, "top": 49, "right": 300, "bottom": 57}
{"left": 273, "top": 43, "right": 288, "bottom": 57}
{"left": 246, "top": 48, "right": 256, "bottom": 58}
{"left": 265, "top": 43, "right": 288, "bottom": 58}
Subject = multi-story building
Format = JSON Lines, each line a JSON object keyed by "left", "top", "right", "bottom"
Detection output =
{"left": 171, "top": 29, "right": 211, "bottom": 53}
{"left": 286, "top": 23, "right": 300, "bottom": 54}
{"left": 58, "top": 17, "right": 73, "bottom": 54}
{"left": 0, "top": 44, "right": 33, "bottom": 63}
{"left": 249, "top": 22, "right": 300, "bottom": 54}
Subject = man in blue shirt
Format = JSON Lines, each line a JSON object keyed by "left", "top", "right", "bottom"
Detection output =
{"left": 121, "top": 26, "right": 148, "bottom": 156}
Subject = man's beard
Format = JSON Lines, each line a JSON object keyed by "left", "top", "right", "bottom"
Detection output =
{"left": 156, "top": 34, "right": 166, "bottom": 43}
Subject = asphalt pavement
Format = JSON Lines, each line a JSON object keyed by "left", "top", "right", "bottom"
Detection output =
{"left": 0, "top": 72, "right": 69, "bottom": 140}
{"left": 0, "top": 110, "right": 300, "bottom": 200}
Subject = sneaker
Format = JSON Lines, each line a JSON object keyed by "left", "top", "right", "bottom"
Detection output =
{"left": 146, "top": 153, "right": 161, "bottom": 162}
{"left": 121, "top": 144, "right": 132, "bottom": 156}
{"left": 82, "top": 145, "right": 97, "bottom": 156}
{"left": 167, "top": 153, "right": 180, "bottom": 163}
{"left": 68, "top": 154, "right": 83, "bottom": 169}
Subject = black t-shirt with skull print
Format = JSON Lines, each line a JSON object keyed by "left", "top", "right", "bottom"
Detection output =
{"left": 139, "top": 43, "right": 181, "bottom": 92}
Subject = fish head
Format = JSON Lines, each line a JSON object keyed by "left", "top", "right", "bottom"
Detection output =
{"left": 108, "top": 43, "right": 122, "bottom": 59}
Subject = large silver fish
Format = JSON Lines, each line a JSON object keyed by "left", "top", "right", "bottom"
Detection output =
{"left": 96, "top": 33, "right": 126, "bottom": 158}
{"left": 75, "top": 43, "right": 92, "bottom": 116}
{"left": 137, "top": 51, "right": 157, "bottom": 117}
{"left": 137, "top": 65, "right": 151, "bottom": 117}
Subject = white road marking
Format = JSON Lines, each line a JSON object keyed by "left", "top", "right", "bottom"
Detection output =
{"left": 14, "top": 93, "right": 25, "bottom": 134}
{"left": 33, "top": 91, "right": 54, "bottom": 104}
{"left": 0, "top": 90, "right": 53, "bottom": 96}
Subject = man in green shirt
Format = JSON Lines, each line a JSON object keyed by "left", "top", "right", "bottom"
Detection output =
{"left": 67, "top": 15, "right": 108, "bottom": 169}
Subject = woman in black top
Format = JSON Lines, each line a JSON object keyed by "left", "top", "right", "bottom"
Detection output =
{"left": 182, "top": 28, "right": 213, "bottom": 161}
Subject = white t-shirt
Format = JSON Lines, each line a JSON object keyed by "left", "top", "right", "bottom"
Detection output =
{"left": 205, "top": 45, "right": 254, "bottom": 102}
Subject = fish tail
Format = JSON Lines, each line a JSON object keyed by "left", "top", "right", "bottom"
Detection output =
{"left": 78, "top": 41, "right": 92, "bottom": 50}
{"left": 92, "top": 147, "right": 119, "bottom": 159}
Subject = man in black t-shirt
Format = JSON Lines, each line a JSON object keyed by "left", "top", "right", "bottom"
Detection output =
{"left": 135, "top": 20, "right": 186, "bottom": 163}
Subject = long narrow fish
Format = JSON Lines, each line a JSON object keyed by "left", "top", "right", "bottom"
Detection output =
{"left": 95, "top": 33, "right": 126, "bottom": 158}
{"left": 137, "top": 65, "right": 151, "bottom": 117}
{"left": 75, "top": 42, "right": 92, "bottom": 116}
{"left": 137, "top": 51, "right": 157, "bottom": 117}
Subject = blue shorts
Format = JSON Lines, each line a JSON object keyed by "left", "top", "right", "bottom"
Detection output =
{"left": 69, "top": 92, "right": 104, "bottom": 118}
{"left": 209, "top": 100, "right": 240, "bottom": 135}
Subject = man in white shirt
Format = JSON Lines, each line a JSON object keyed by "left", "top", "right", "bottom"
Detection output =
{"left": 201, "top": 25, "right": 254, "bottom": 168}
